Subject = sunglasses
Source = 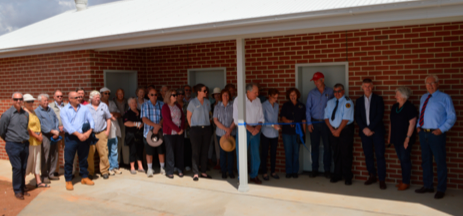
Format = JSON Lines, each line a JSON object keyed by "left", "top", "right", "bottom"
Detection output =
{"left": 72, "top": 96, "right": 83, "bottom": 99}
{"left": 149, "top": 93, "right": 157, "bottom": 97}
{"left": 171, "top": 94, "right": 177, "bottom": 97}
{"left": 333, "top": 90, "right": 343, "bottom": 94}
{"left": 103, "top": 92, "right": 110, "bottom": 95}
{"left": 56, "top": 95, "right": 63, "bottom": 98}
{"left": 13, "top": 98, "right": 23, "bottom": 101}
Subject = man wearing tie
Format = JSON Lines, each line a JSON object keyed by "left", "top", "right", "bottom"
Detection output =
{"left": 324, "top": 84, "right": 354, "bottom": 185}
{"left": 415, "top": 75, "right": 456, "bottom": 199}
{"left": 355, "top": 79, "right": 387, "bottom": 189}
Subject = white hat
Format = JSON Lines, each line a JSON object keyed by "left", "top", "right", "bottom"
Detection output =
{"left": 99, "top": 87, "right": 111, "bottom": 92}
{"left": 23, "top": 94, "right": 36, "bottom": 102}
{"left": 212, "top": 87, "right": 221, "bottom": 95}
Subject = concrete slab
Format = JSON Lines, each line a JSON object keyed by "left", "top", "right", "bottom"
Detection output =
{"left": 0, "top": 160, "right": 461, "bottom": 216}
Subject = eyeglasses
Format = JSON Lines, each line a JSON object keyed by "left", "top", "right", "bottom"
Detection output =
{"left": 103, "top": 92, "right": 110, "bottom": 95}
{"left": 333, "top": 90, "right": 343, "bottom": 94}
{"left": 56, "top": 95, "right": 63, "bottom": 98}
{"left": 149, "top": 94, "right": 157, "bottom": 97}
{"left": 25, "top": 101, "right": 34, "bottom": 104}
{"left": 72, "top": 96, "right": 83, "bottom": 99}
{"left": 171, "top": 94, "right": 177, "bottom": 97}
{"left": 426, "top": 81, "right": 437, "bottom": 86}
{"left": 13, "top": 98, "right": 23, "bottom": 101}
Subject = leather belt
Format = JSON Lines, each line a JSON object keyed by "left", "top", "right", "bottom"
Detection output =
{"left": 192, "top": 126, "right": 209, "bottom": 129}
{"left": 422, "top": 129, "right": 436, "bottom": 133}
{"left": 312, "top": 118, "right": 324, "bottom": 122}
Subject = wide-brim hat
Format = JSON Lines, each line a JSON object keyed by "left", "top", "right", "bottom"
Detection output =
{"left": 212, "top": 87, "right": 221, "bottom": 95}
{"left": 146, "top": 130, "right": 163, "bottom": 147}
{"left": 23, "top": 94, "right": 36, "bottom": 102}
{"left": 220, "top": 136, "right": 236, "bottom": 152}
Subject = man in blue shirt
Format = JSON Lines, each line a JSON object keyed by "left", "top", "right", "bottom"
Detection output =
{"left": 306, "top": 72, "right": 334, "bottom": 178}
{"left": 415, "top": 75, "right": 456, "bottom": 199}
{"left": 324, "top": 84, "right": 354, "bottom": 185}
{"left": 60, "top": 91, "right": 96, "bottom": 191}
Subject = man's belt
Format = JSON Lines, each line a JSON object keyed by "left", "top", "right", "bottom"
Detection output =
{"left": 422, "top": 129, "right": 436, "bottom": 133}
{"left": 311, "top": 118, "right": 324, "bottom": 122}
{"left": 191, "top": 125, "right": 210, "bottom": 129}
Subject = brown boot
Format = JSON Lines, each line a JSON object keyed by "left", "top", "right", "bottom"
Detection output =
{"left": 66, "top": 181, "right": 74, "bottom": 191}
{"left": 395, "top": 182, "right": 402, "bottom": 187}
{"left": 81, "top": 178, "right": 95, "bottom": 186}
{"left": 397, "top": 183, "right": 410, "bottom": 191}
{"left": 364, "top": 174, "right": 377, "bottom": 185}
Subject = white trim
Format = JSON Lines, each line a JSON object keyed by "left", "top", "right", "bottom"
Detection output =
{"left": 1, "top": 1, "right": 463, "bottom": 58}
{"left": 187, "top": 67, "right": 227, "bottom": 87}
{"left": 295, "top": 62, "right": 349, "bottom": 96}
{"left": 103, "top": 70, "right": 138, "bottom": 89}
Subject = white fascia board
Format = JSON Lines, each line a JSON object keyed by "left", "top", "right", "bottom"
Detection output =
{"left": 1, "top": 1, "right": 463, "bottom": 58}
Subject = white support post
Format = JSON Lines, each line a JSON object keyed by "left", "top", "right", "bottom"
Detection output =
{"left": 236, "top": 38, "right": 249, "bottom": 192}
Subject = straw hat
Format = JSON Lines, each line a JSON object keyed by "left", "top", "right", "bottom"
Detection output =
{"left": 146, "top": 131, "right": 163, "bottom": 147}
{"left": 220, "top": 136, "right": 236, "bottom": 152}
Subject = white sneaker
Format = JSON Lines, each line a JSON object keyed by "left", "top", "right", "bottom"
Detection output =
{"left": 115, "top": 168, "right": 122, "bottom": 175}
{"left": 147, "top": 169, "right": 154, "bottom": 177}
{"left": 160, "top": 167, "right": 166, "bottom": 175}
{"left": 185, "top": 166, "right": 191, "bottom": 171}
{"left": 109, "top": 170, "right": 115, "bottom": 176}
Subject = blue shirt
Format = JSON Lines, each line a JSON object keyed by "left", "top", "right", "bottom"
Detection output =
{"left": 35, "top": 106, "right": 59, "bottom": 134}
{"left": 324, "top": 96, "right": 354, "bottom": 128}
{"left": 86, "top": 103, "right": 111, "bottom": 133}
{"left": 140, "top": 100, "right": 164, "bottom": 138}
{"left": 306, "top": 87, "right": 334, "bottom": 125}
{"left": 60, "top": 103, "right": 95, "bottom": 135}
{"left": 261, "top": 100, "right": 279, "bottom": 138}
{"left": 187, "top": 97, "right": 211, "bottom": 127}
{"left": 416, "top": 90, "right": 456, "bottom": 133}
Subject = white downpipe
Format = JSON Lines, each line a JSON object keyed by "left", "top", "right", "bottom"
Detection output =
{"left": 236, "top": 38, "right": 249, "bottom": 192}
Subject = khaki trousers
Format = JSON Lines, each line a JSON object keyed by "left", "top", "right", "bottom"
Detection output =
{"left": 87, "top": 131, "right": 110, "bottom": 176}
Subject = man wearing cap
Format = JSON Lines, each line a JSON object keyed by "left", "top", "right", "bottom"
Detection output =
{"left": 141, "top": 88, "right": 165, "bottom": 177}
{"left": 0, "top": 92, "right": 30, "bottom": 200}
{"left": 233, "top": 83, "right": 265, "bottom": 184}
{"left": 324, "top": 83, "right": 355, "bottom": 186}
{"left": 306, "top": 72, "right": 334, "bottom": 178}
{"left": 355, "top": 78, "right": 387, "bottom": 189}
{"left": 60, "top": 91, "right": 95, "bottom": 191}
{"left": 100, "top": 87, "right": 122, "bottom": 176}
{"left": 86, "top": 90, "right": 112, "bottom": 180}
{"left": 415, "top": 75, "right": 456, "bottom": 199}
{"left": 35, "top": 93, "right": 60, "bottom": 183}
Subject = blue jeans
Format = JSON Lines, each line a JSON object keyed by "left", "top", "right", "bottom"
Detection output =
{"left": 5, "top": 141, "right": 29, "bottom": 194}
{"left": 64, "top": 134, "right": 90, "bottom": 182}
{"left": 236, "top": 131, "right": 260, "bottom": 178}
{"left": 309, "top": 122, "right": 331, "bottom": 172}
{"left": 419, "top": 131, "right": 447, "bottom": 192}
{"left": 393, "top": 138, "right": 413, "bottom": 184}
{"left": 218, "top": 135, "right": 234, "bottom": 175}
{"left": 283, "top": 134, "right": 299, "bottom": 174}
{"left": 107, "top": 137, "right": 119, "bottom": 170}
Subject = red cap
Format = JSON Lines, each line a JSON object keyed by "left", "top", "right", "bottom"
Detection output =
{"left": 310, "top": 72, "right": 324, "bottom": 81}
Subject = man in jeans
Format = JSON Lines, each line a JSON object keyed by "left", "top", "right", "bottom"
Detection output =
{"left": 306, "top": 72, "right": 334, "bottom": 178}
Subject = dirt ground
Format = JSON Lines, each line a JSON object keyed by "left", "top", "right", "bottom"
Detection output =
{"left": 0, "top": 180, "right": 45, "bottom": 216}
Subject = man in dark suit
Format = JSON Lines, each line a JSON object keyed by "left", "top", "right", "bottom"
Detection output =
{"left": 355, "top": 78, "right": 387, "bottom": 190}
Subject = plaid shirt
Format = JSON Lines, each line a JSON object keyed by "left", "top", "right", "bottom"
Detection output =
{"left": 141, "top": 100, "right": 164, "bottom": 138}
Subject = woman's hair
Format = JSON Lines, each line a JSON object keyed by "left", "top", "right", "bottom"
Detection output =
{"left": 194, "top": 83, "right": 206, "bottom": 94}
{"left": 219, "top": 89, "right": 231, "bottom": 102}
{"left": 286, "top": 88, "right": 300, "bottom": 100}
{"left": 268, "top": 88, "right": 279, "bottom": 97}
{"left": 163, "top": 89, "right": 176, "bottom": 104}
{"left": 395, "top": 86, "right": 412, "bottom": 100}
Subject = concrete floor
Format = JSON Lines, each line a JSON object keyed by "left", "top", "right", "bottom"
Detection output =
{"left": 0, "top": 160, "right": 461, "bottom": 216}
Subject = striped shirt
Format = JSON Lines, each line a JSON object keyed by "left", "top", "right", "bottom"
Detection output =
{"left": 213, "top": 101, "right": 235, "bottom": 136}
{"left": 140, "top": 100, "right": 164, "bottom": 138}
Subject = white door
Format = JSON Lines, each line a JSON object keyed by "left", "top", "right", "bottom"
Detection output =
{"left": 104, "top": 70, "right": 138, "bottom": 98}
{"left": 295, "top": 62, "right": 349, "bottom": 173}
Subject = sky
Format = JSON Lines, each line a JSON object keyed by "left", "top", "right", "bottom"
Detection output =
{"left": 0, "top": 0, "right": 120, "bottom": 36}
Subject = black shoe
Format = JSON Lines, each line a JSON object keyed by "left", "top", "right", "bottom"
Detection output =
{"left": 364, "top": 174, "right": 377, "bottom": 185}
{"left": 193, "top": 176, "right": 199, "bottom": 181}
{"left": 262, "top": 174, "right": 269, "bottom": 181}
{"left": 102, "top": 174, "right": 109, "bottom": 179}
{"left": 53, "top": 172, "right": 59, "bottom": 177}
{"left": 72, "top": 174, "right": 75, "bottom": 180}
{"left": 88, "top": 175, "right": 93, "bottom": 180}
{"left": 200, "top": 174, "right": 212, "bottom": 179}
{"left": 345, "top": 180, "right": 352, "bottom": 185}
{"left": 330, "top": 177, "right": 341, "bottom": 183}
{"left": 286, "top": 174, "right": 292, "bottom": 178}
{"left": 324, "top": 172, "right": 331, "bottom": 179}
{"left": 15, "top": 193, "right": 24, "bottom": 200}
{"left": 229, "top": 173, "right": 235, "bottom": 179}
{"left": 270, "top": 173, "right": 279, "bottom": 179}
{"left": 415, "top": 187, "right": 435, "bottom": 194}
{"left": 434, "top": 191, "right": 445, "bottom": 199}
{"left": 309, "top": 171, "right": 318, "bottom": 178}
{"left": 292, "top": 173, "right": 299, "bottom": 178}
{"left": 222, "top": 173, "right": 227, "bottom": 179}
{"left": 166, "top": 174, "right": 174, "bottom": 179}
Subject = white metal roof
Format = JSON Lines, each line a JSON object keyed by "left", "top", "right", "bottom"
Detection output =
{"left": 1, "top": 0, "right": 463, "bottom": 57}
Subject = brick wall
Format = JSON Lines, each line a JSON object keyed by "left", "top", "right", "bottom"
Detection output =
{"left": 0, "top": 21, "right": 462, "bottom": 189}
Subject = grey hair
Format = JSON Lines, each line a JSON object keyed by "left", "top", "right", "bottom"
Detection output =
{"left": 37, "top": 94, "right": 50, "bottom": 100}
{"left": 127, "top": 97, "right": 137, "bottom": 104}
{"left": 246, "top": 83, "right": 258, "bottom": 92}
{"left": 334, "top": 83, "right": 345, "bottom": 90}
{"left": 11, "top": 92, "right": 23, "bottom": 99}
{"left": 89, "top": 90, "right": 101, "bottom": 100}
{"left": 395, "top": 86, "right": 411, "bottom": 100}
{"left": 425, "top": 75, "right": 439, "bottom": 83}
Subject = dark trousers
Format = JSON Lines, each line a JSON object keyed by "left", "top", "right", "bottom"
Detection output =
{"left": 310, "top": 122, "right": 331, "bottom": 173}
{"left": 393, "top": 139, "right": 413, "bottom": 184}
{"left": 129, "top": 140, "right": 144, "bottom": 163}
{"left": 419, "top": 131, "right": 447, "bottom": 192}
{"left": 260, "top": 134, "right": 278, "bottom": 174}
{"left": 164, "top": 134, "right": 185, "bottom": 175}
{"left": 5, "top": 141, "right": 29, "bottom": 194}
{"left": 190, "top": 126, "right": 212, "bottom": 174}
{"left": 41, "top": 134, "right": 58, "bottom": 179}
{"left": 184, "top": 138, "right": 192, "bottom": 168}
{"left": 360, "top": 131, "right": 386, "bottom": 181}
{"left": 330, "top": 124, "right": 354, "bottom": 180}
{"left": 64, "top": 134, "right": 90, "bottom": 182}
{"left": 218, "top": 135, "right": 234, "bottom": 175}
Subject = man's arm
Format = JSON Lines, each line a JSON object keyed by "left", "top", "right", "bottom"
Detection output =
{"left": 305, "top": 93, "right": 313, "bottom": 125}
{"left": 439, "top": 95, "right": 457, "bottom": 133}
{"left": 0, "top": 111, "right": 10, "bottom": 140}
{"left": 354, "top": 98, "right": 367, "bottom": 131}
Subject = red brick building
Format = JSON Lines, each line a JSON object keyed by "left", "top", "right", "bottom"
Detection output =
{"left": 0, "top": 0, "right": 462, "bottom": 190}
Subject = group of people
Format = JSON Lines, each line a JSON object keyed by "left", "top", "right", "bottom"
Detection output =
{"left": 0, "top": 73, "right": 455, "bottom": 200}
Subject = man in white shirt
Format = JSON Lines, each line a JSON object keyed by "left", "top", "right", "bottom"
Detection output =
{"left": 233, "top": 83, "right": 265, "bottom": 184}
